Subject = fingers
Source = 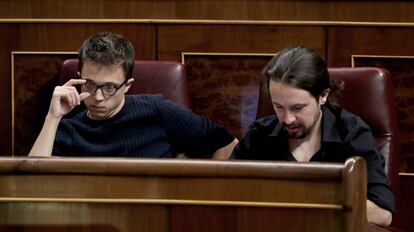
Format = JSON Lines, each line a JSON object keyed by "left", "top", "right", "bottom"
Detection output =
{"left": 63, "top": 78, "right": 87, "bottom": 87}
{"left": 58, "top": 79, "right": 89, "bottom": 106}
{"left": 53, "top": 86, "right": 82, "bottom": 107}
{"left": 79, "top": 92, "right": 91, "bottom": 101}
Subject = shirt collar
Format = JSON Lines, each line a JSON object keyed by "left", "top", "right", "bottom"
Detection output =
{"left": 321, "top": 106, "right": 342, "bottom": 144}
{"left": 269, "top": 119, "right": 284, "bottom": 137}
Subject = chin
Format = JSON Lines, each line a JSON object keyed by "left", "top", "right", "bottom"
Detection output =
{"left": 288, "top": 130, "right": 310, "bottom": 139}
{"left": 89, "top": 112, "right": 109, "bottom": 120}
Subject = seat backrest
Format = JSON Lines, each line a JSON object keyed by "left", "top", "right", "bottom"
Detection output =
{"left": 256, "top": 67, "right": 400, "bottom": 191}
{"left": 59, "top": 59, "right": 190, "bottom": 107}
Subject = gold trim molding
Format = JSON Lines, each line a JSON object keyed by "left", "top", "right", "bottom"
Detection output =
{"left": 0, "top": 197, "right": 343, "bottom": 210}
{"left": 399, "top": 172, "right": 414, "bottom": 177}
{"left": 1, "top": 19, "right": 414, "bottom": 27}
{"left": 351, "top": 54, "right": 414, "bottom": 67}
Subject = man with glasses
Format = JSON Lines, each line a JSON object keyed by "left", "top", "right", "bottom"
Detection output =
{"left": 29, "top": 31, "right": 238, "bottom": 158}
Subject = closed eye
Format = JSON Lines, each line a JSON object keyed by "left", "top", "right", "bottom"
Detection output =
{"left": 273, "top": 104, "right": 283, "bottom": 109}
{"left": 291, "top": 105, "right": 306, "bottom": 112}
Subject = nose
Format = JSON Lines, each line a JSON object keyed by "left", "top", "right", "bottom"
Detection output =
{"left": 92, "top": 88, "right": 105, "bottom": 101}
{"left": 279, "top": 110, "right": 296, "bottom": 126}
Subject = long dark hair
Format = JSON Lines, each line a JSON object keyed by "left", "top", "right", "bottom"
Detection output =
{"left": 262, "top": 46, "right": 344, "bottom": 110}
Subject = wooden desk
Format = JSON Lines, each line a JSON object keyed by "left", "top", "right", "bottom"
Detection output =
{"left": 0, "top": 157, "right": 369, "bottom": 232}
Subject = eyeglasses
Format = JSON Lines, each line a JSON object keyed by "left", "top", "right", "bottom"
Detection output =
{"left": 81, "top": 79, "right": 128, "bottom": 97}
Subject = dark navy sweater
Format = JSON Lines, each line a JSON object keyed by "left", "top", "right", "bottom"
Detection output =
{"left": 53, "top": 94, "right": 234, "bottom": 158}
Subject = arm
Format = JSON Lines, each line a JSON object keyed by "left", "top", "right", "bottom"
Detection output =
{"left": 212, "top": 138, "right": 238, "bottom": 159}
{"left": 367, "top": 199, "right": 392, "bottom": 226}
{"left": 28, "top": 79, "right": 90, "bottom": 157}
{"left": 341, "top": 113, "right": 395, "bottom": 226}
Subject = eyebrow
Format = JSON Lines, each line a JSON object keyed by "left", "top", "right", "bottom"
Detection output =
{"left": 272, "top": 102, "right": 308, "bottom": 107}
{"left": 82, "top": 78, "right": 120, "bottom": 86}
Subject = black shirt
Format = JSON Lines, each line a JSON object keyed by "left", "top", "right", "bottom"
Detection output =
{"left": 231, "top": 106, "right": 394, "bottom": 213}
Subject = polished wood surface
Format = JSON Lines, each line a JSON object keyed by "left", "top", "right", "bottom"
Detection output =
{"left": 0, "top": 157, "right": 368, "bottom": 232}
{"left": 0, "top": 0, "right": 413, "bottom": 228}
{"left": 1, "top": 0, "right": 414, "bottom": 23}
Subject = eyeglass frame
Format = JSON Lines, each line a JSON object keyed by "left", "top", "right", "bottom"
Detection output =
{"left": 80, "top": 78, "right": 129, "bottom": 97}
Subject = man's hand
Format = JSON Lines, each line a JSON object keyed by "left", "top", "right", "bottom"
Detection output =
{"left": 367, "top": 199, "right": 392, "bottom": 226}
{"left": 49, "top": 79, "right": 90, "bottom": 118}
{"left": 29, "top": 79, "right": 90, "bottom": 157}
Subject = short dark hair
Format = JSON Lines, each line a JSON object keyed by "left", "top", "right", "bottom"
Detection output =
{"left": 262, "top": 46, "right": 344, "bottom": 110}
{"left": 78, "top": 31, "right": 135, "bottom": 79}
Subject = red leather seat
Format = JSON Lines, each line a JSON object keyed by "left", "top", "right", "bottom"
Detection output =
{"left": 256, "top": 67, "right": 400, "bottom": 193}
{"left": 59, "top": 59, "right": 190, "bottom": 107}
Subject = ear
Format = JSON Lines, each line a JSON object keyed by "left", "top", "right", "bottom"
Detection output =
{"left": 319, "top": 88, "right": 330, "bottom": 105}
{"left": 124, "top": 78, "right": 135, "bottom": 93}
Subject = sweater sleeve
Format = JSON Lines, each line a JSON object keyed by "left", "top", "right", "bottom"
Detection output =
{"left": 155, "top": 97, "right": 235, "bottom": 157}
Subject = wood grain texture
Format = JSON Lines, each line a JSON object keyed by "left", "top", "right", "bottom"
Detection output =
{"left": 0, "top": 157, "right": 368, "bottom": 232}
{"left": 158, "top": 25, "right": 325, "bottom": 61}
{"left": 326, "top": 27, "right": 414, "bottom": 171}
{"left": 158, "top": 25, "right": 325, "bottom": 138}
{"left": 1, "top": 0, "right": 414, "bottom": 23}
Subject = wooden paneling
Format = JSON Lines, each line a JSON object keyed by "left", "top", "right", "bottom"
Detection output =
{"left": 0, "top": 18, "right": 411, "bottom": 230}
{"left": 0, "top": 24, "right": 18, "bottom": 156}
{"left": 326, "top": 27, "right": 414, "bottom": 170}
{"left": 0, "top": 203, "right": 168, "bottom": 232}
{"left": 0, "top": 157, "right": 369, "bottom": 232}
{"left": 396, "top": 175, "right": 414, "bottom": 232}
{"left": 1, "top": 0, "right": 414, "bottom": 22}
{"left": 158, "top": 25, "right": 325, "bottom": 61}
{"left": 158, "top": 25, "right": 325, "bottom": 137}
{"left": 326, "top": 27, "right": 414, "bottom": 67}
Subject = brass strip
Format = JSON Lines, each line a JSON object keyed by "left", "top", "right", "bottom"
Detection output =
{"left": 10, "top": 52, "right": 15, "bottom": 157}
{"left": 12, "top": 51, "right": 78, "bottom": 54}
{"left": 351, "top": 55, "right": 414, "bottom": 67}
{"left": 0, "top": 197, "right": 343, "bottom": 210}
{"left": 399, "top": 172, "right": 414, "bottom": 177}
{"left": 1, "top": 19, "right": 414, "bottom": 27}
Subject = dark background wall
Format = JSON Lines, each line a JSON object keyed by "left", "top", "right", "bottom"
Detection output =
{"left": 1, "top": 0, "right": 414, "bottom": 230}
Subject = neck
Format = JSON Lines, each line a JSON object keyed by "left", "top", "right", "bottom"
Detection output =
{"left": 289, "top": 110, "right": 323, "bottom": 162}
{"left": 87, "top": 97, "right": 126, "bottom": 120}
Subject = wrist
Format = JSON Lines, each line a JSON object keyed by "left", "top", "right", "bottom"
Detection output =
{"left": 45, "top": 112, "right": 63, "bottom": 123}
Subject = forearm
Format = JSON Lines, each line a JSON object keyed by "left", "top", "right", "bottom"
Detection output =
{"left": 212, "top": 138, "right": 238, "bottom": 160}
{"left": 28, "top": 114, "right": 61, "bottom": 157}
{"left": 366, "top": 199, "right": 392, "bottom": 226}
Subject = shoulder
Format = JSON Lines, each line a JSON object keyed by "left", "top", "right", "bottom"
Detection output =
{"left": 125, "top": 94, "right": 167, "bottom": 111}
{"left": 248, "top": 115, "right": 280, "bottom": 136}
{"left": 324, "top": 107, "right": 373, "bottom": 147}
{"left": 126, "top": 94, "right": 164, "bottom": 104}
{"left": 254, "top": 115, "right": 279, "bottom": 127}
{"left": 60, "top": 110, "right": 87, "bottom": 126}
{"left": 126, "top": 94, "right": 183, "bottom": 108}
{"left": 336, "top": 108, "right": 371, "bottom": 132}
